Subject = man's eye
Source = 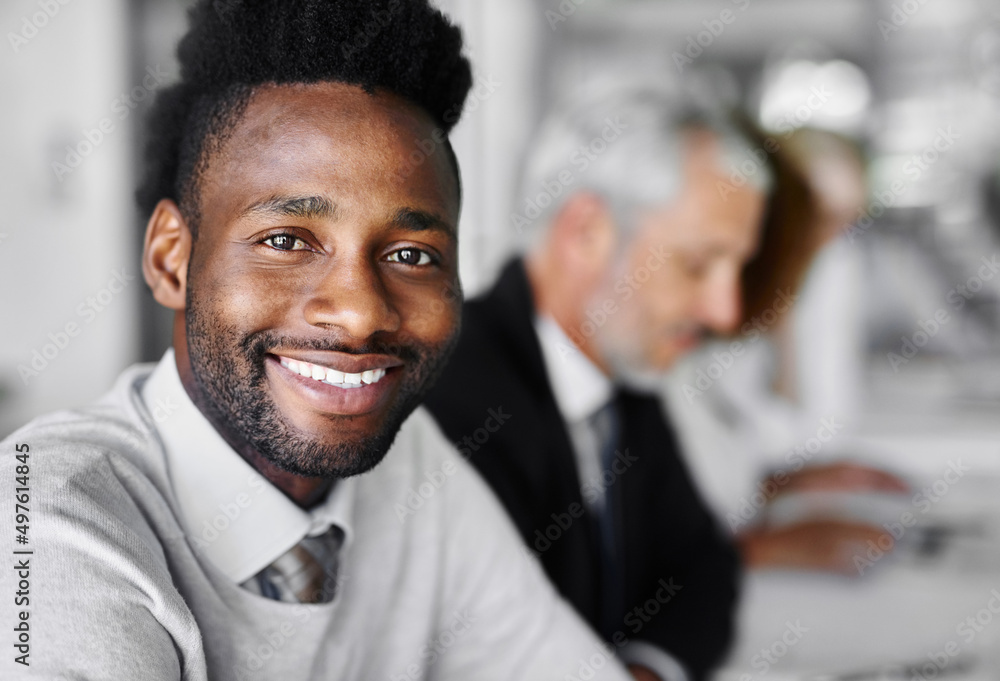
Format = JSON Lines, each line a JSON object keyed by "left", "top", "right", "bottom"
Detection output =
{"left": 263, "top": 234, "right": 309, "bottom": 251}
{"left": 387, "top": 248, "right": 433, "bottom": 266}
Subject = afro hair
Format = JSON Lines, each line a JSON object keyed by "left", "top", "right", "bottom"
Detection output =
{"left": 136, "top": 0, "right": 473, "bottom": 229}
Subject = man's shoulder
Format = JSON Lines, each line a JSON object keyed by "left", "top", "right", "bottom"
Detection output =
{"left": 0, "top": 362, "right": 169, "bottom": 506}
{"left": 354, "top": 406, "right": 503, "bottom": 524}
{"left": 367, "top": 406, "right": 463, "bottom": 482}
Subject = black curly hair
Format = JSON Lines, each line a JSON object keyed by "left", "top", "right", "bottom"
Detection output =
{"left": 136, "top": 0, "right": 473, "bottom": 235}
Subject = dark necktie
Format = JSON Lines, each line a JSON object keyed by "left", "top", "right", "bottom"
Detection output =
{"left": 244, "top": 525, "right": 345, "bottom": 604}
{"left": 589, "top": 395, "right": 625, "bottom": 638}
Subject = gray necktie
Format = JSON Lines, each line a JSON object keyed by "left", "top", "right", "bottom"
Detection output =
{"left": 243, "top": 525, "right": 345, "bottom": 604}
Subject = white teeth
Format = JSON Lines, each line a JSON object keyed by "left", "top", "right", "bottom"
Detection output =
{"left": 281, "top": 357, "right": 388, "bottom": 387}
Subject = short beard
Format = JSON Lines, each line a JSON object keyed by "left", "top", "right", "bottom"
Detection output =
{"left": 184, "top": 288, "right": 456, "bottom": 480}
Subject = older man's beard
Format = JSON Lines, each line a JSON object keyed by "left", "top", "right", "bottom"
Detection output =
{"left": 184, "top": 290, "right": 457, "bottom": 480}
{"left": 596, "top": 331, "right": 671, "bottom": 394}
{"left": 588, "top": 287, "right": 703, "bottom": 394}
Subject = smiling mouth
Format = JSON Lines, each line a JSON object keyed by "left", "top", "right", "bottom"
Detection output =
{"left": 278, "top": 355, "right": 388, "bottom": 389}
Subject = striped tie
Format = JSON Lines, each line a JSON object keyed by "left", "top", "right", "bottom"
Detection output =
{"left": 244, "top": 526, "right": 345, "bottom": 604}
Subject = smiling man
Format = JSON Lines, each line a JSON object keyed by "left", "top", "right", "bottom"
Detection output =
{"left": 0, "top": 2, "right": 633, "bottom": 680}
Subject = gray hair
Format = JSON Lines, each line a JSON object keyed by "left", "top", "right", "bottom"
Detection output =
{"left": 511, "top": 82, "right": 773, "bottom": 248}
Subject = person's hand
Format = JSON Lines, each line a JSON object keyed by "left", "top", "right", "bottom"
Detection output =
{"left": 627, "top": 664, "right": 662, "bottom": 681}
{"left": 739, "top": 520, "right": 894, "bottom": 575}
{"left": 767, "top": 461, "right": 909, "bottom": 496}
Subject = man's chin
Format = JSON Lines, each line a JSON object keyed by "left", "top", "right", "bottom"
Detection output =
{"left": 254, "top": 431, "right": 399, "bottom": 479}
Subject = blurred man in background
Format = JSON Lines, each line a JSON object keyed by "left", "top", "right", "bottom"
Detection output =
{"left": 425, "top": 86, "right": 763, "bottom": 681}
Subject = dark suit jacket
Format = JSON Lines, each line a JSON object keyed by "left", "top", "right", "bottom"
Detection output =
{"left": 424, "top": 259, "right": 740, "bottom": 680}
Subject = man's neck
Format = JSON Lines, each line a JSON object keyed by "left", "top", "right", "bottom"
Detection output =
{"left": 523, "top": 254, "right": 613, "bottom": 377}
{"left": 171, "top": 326, "right": 333, "bottom": 508}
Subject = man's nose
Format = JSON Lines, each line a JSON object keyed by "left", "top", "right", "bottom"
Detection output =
{"left": 697, "top": 266, "right": 742, "bottom": 335}
{"left": 302, "top": 256, "right": 402, "bottom": 340}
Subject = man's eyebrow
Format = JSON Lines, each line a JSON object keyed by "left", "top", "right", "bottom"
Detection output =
{"left": 239, "top": 195, "right": 337, "bottom": 220}
{"left": 391, "top": 208, "right": 455, "bottom": 236}
{"left": 238, "top": 197, "right": 454, "bottom": 236}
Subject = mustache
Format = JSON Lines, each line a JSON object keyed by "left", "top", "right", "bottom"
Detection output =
{"left": 238, "top": 330, "right": 425, "bottom": 365}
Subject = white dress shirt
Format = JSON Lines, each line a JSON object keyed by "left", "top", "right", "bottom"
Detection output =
{"left": 141, "top": 349, "right": 354, "bottom": 585}
{"left": 533, "top": 315, "right": 691, "bottom": 681}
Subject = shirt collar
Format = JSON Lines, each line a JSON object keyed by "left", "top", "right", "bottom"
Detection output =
{"left": 141, "top": 349, "right": 355, "bottom": 584}
{"left": 533, "top": 314, "right": 613, "bottom": 423}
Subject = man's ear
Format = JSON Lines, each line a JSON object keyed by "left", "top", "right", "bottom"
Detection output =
{"left": 549, "top": 192, "right": 617, "bottom": 270}
{"left": 142, "top": 199, "right": 192, "bottom": 311}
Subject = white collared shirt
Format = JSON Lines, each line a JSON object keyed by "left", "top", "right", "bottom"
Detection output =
{"left": 532, "top": 315, "right": 691, "bottom": 681}
{"left": 534, "top": 314, "right": 614, "bottom": 512}
{"left": 141, "top": 348, "right": 354, "bottom": 584}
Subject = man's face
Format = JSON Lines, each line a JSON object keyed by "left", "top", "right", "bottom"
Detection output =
{"left": 181, "top": 82, "right": 460, "bottom": 479}
{"left": 593, "top": 133, "right": 766, "bottom": 379}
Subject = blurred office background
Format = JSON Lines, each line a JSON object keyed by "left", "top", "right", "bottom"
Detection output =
{"left": 4, "top": 0, "right": 1000, "bottom": 677}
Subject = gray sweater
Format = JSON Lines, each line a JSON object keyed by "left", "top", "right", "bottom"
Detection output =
{"left": 0, "top": 362, "right": 629, "bottom": 680}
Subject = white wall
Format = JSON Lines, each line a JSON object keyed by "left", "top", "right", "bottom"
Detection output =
{"left": 433, "top": 0, "right": 546, "bottom": 294}
{"left": 0, "top": 0, "right": 137, "bottom": 436}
